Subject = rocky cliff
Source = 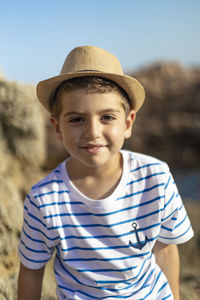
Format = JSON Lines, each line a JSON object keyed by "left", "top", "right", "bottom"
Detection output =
{"left": 125, "top": 62, "right": 200, "bottom": 170}
{"left": 0, "top": 78, "right": 46, "bottom": 298}
{"left": 0, "top": 62, "right": 199, "bottom": 299}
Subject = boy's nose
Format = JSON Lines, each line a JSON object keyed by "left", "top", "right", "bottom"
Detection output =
{"left": 84, "top": 119, "right": 101, "bottom": 139}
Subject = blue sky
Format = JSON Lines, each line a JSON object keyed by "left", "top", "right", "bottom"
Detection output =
{"left": 0, "top": 0, "right": 199, "bottom": 84}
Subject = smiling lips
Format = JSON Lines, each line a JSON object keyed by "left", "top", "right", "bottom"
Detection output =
{"left": 79, "top": 144, "right": 106, "bottom": 154}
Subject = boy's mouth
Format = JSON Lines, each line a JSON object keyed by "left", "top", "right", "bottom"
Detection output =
{"left": 79, "top": 144, "right": 106, "bottom": 154}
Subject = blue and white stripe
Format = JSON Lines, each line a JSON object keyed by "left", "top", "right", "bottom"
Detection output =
{"left": 18, "top": 150, "right": 193, "bottom": 299}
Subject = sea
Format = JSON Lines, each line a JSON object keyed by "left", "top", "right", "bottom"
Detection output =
{"left": 173, "top": 169, "right": 200, "bottom": 202}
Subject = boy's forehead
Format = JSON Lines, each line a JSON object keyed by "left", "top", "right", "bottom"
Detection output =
{"left": 61, "top": 86, "right": 123, "bottom": 97}
{"left": 60, "top": 88, "right": 125, "bottom": 110}
{"left": 61, "top": 88, "right": 124, "bottom": 101}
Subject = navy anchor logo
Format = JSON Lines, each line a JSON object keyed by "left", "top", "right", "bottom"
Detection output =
{"left": 129, "top": 222, "right": 148, "bottom": 250}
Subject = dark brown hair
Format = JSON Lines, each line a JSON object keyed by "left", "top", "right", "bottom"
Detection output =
{"left": 49, "top": 76, "right": 131, "bottom": 119}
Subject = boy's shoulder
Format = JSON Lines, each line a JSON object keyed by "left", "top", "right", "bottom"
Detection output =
{"left": 123, "top": 150, "right": 170, "bottom": 173}
{"left": 30, "top": 160, "right": 67, "bottom": 196}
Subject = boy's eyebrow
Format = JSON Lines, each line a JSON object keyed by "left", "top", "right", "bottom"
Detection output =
{"left": 64, "top": 109, "right": 121, "bottom": 117}
{"left": 64, "top": 112, "right": 81, "bottom": 117}
{"left": 100, "top": 109, "right": 121, "bottom": 113}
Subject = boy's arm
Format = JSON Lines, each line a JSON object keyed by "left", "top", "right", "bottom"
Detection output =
{"left": 153, "top": 241, "right": 180, "bottom": 300}
{"left": 18, "top": 263, "right": 45, "bottom": 300}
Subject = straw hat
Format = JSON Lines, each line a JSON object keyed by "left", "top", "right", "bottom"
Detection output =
{"left": 37, "top": 46, "right": 145, "bottom": 112}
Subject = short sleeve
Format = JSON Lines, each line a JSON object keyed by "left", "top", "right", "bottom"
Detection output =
{"left": 18, "top": 192, "right": 56, "bottom": 269}
{"left": 158, "top": 170, "right": 194, "bottom": 244}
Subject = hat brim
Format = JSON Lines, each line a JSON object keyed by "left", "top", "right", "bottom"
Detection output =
{"left": 36, "top": 71, "right": 145, "bottom": 112}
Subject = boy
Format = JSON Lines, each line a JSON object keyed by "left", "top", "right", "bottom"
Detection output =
{"left": 18, "top": 46, "right": 193, "bottom": 300}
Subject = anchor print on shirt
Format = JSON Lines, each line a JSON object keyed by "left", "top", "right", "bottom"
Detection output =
{"left": 129, "top": 222, "right": 148, "bottom": 250}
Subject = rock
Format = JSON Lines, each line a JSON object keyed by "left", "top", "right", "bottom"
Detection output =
{"left": 124, "top": 62, "right": 200, "bottom": 170}
{"left": 0, "top": 273, "right": 18, "bottom": 300}
{"left": 0, "top": 78, "right": 46, "bottom": 165}
{"left": 0, "top": 180, "right": 22, "bottom": 256}
{"left": 0, "top": 78, "right": 47, "bottom": 299}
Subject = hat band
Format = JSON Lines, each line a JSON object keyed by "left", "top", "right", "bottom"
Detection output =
{"left": 76, "top": 69, "right": 101, "bottom": 73}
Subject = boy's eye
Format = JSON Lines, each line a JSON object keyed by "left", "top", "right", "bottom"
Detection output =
{"left": 101, "top": 115, "right": 116, "bottom": 121}
{"left": 69, "top": 117, "right": 84, "bottom": 123}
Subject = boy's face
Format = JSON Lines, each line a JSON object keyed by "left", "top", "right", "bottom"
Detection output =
{"left": 51, "top": 88, "right": 135, "bottom": 171}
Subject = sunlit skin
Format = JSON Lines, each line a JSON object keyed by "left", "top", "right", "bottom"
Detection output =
{"left": 51, "top": 89, "right": 136, "bottom": 198}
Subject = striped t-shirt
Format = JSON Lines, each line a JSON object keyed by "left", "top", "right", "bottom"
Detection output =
{"left": 18, "top": 150, "right": 193, "bottom": 299}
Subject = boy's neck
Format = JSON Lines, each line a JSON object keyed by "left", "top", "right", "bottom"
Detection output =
{"left": 66, "top": 152, "right": 123, "bottom": 199}
{"left": 67, "top": 152, "right": 122, "bottom": 178}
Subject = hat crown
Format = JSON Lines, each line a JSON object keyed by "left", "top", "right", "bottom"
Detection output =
{"left": 37, "top": 45, "right": 145, "bottom": 113}
{"left": 60, "top": 46, "right": 124, "bottom": 75}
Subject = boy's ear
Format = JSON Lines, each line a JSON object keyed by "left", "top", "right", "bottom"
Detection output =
{"left": 124, "top": 110, "right": 136, "bottom": 139}
{"left": 50, "top": 116, "right": 63, "bottom": 141}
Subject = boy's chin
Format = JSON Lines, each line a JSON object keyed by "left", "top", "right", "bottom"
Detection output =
{"left": 68, "top": 152, "right": 120, "bottom": 170}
